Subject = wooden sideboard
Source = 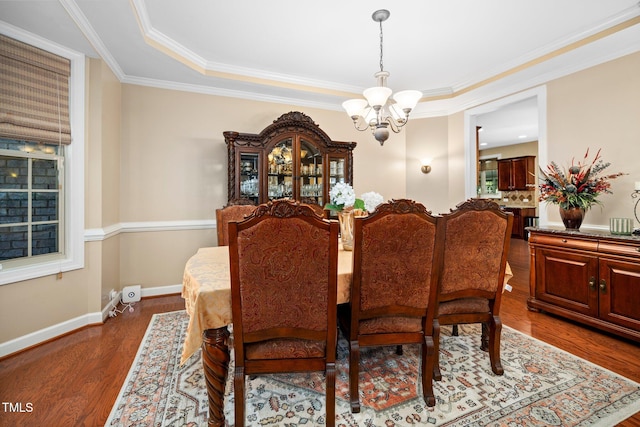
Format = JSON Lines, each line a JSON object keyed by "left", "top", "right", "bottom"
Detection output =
{"left": 527, "top": 227, "right": 640, "bottom": 342}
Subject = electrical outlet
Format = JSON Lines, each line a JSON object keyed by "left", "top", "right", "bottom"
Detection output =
{"left": 109, "top": 289, "right": 118, "bottom": 301}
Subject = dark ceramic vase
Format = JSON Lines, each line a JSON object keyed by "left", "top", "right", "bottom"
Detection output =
{"left": 559, "top": 206, "right": 585, "bottom": 230}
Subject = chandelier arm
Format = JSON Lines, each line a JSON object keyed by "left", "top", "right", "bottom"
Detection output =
{"left": 351, "top": 118, "right": 371, "bottom": 132}
{"left": 388, "top": 119, "right": 402, "bottom": 133}
{"left": 380, "top": 110, "right": 409, "bottom": 133}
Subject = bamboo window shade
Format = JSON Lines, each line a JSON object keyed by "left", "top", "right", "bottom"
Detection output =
{"left": 0, "top": 34, "right": 72, "bottom": 145}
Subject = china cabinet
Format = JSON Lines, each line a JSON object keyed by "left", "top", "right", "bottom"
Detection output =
{"left": 528, "top": 228, "right": 640, "bottom": 342}
{"left": 224, "top": 111, "right": 356, "bottom": 207}
{"left": 497, "top": 156, "right": 535, "bottom": 191}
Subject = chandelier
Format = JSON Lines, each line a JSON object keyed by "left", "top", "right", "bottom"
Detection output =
{"left": 342, "top": 9, "right": 422, "bottom": 146}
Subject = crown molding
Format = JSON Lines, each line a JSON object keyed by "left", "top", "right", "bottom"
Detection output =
{"left": 59, "top": 0, "right": 125, "bottom": 80}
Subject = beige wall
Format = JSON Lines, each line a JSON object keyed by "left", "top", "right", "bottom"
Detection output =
{"left": 2, "top": 51, "right": 639, "bottom": 351}
{"left": 545, "top": 51, "right": 639, "bottom": 226}
{"left": 86, "top": 59, "right": 123, "bottom": 306}
{"left": 405, "top": 116, "right": 451, "bottom": 214}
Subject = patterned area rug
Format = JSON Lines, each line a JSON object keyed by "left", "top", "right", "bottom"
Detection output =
{"left": 105, "top": 311, "right": 640, "bottom": 426}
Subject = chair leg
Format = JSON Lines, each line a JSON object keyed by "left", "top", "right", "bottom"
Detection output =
{"left": 325, "top": 362, "right": 336, "bottom": 427}
{"left": 451, "top": 324, "right": 459, "bottom": 336}
{"left": 234, "top": 367, "right": 245, "bottom": 427}
{"left": 348, "top": 340, "right": 361, "bottom": 413}
{"left": 432, "top": 320, "right": 442, "bottom": 381}
{"left": 480, "top": 322, "right": 489, "bottom": 351}
{"left": 395, "top": 345, "right": 403, "bottom": 355}
{"left": 422, "top": 335, "right": 436, "bottom": 407}
{"left": 488, "top": 316, "right": 504, "bottom": 375}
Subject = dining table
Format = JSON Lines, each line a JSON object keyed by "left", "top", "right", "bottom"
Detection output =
{"left": 181, "top": 245, "right": 513, "bottom": 426}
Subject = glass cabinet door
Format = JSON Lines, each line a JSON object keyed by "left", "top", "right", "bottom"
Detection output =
{"left": 238, "top": 151, "right": 260, "bottom": 204}
{"left": 299, "top": 138, "right": 323, "bottom": 205}
{"left": 328, "top": 156, "right": 346, "bottom": 188}
{"left": 267, "top": 138, "right": 294, "bottom": 200}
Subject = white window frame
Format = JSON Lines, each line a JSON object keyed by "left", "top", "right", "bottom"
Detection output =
{"left": 0, "top": 24, "right": 85, "bottom": 285}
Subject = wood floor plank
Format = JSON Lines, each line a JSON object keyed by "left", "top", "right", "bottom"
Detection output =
{"left": 0, "top": 238, "right": 638, "bottom": 426}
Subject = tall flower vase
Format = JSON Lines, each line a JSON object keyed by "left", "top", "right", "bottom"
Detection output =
{"left": 338, "top": 210, "right": 355, "bottom": 250}
{"left": 559, "top": 206, "right": 585, "bottom": 230}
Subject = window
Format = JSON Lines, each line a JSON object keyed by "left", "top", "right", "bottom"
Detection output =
{"left": 0, "top": 28, "right": 85, "bottom": 285}
{"left": 1, "top": 140, "right": 64, "bottom": 266}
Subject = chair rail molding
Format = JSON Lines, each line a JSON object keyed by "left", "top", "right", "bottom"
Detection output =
{"left": 84, "top": 219, "right": 217, "bottom": 241}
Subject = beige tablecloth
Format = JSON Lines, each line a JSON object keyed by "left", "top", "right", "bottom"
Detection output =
{"left": 180, "top": 246, "right": 512, "bottom": 364}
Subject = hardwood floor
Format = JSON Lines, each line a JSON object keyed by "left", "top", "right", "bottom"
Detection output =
{"left": 0, "top": 238, "right": 639, "bottom": 426}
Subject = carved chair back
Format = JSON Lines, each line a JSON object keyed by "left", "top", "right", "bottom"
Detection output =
{"left": 215, "top": 201, "right": 257, "bottom": 246}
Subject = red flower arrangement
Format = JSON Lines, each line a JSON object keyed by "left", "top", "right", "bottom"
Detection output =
{"left": 538, "top": 148, "right": 626, "bottom": 210}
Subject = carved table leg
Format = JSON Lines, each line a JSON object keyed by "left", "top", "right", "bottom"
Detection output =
{"left": 202, "top": 327, "right": 230, "bottom": 427}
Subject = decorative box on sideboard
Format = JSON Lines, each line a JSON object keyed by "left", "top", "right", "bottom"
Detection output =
{"left": 527, "top": 227, "right": 640, "bottom": 343}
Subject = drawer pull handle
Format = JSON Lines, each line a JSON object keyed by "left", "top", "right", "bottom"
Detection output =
{"left": 599, "top": 279, "right": 606, "bottom": 292}
{"left": 588, "top": 277, "right": 596, "bottom": 290}
{"left": 561, "top": 239, "right": 568, "bottom": 243}
{"left": 636, "top": 247, "right": 640, "bottom": 253}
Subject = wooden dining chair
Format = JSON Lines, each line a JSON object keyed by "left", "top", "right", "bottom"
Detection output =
{"left": 228, "top": 199, "right": 339, "bottom": 427}
{"left": 338, "top": 199, "right": 441, "bottom": 412}
{"left": 430, "top": 198, "right": 513, "bottom": 382}
{"left": 215, "top": 199, "right": 256, "bottom": 246}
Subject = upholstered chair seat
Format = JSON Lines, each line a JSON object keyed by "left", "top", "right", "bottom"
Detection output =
{"left": 245, "top": 339, "right": 326, "bottom": 360}
{"left": 437, "top": 298, "right": 490, "bottom": 315}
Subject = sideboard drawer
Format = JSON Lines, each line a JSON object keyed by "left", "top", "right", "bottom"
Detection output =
{"left": 598, "top": 241, "right": 640, "bottom": 259}
{"left": 529, "top": 234, "right": 598, "bottom": 252}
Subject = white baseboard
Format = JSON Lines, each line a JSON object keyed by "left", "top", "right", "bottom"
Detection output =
{"left": 0, "top": 284, "right": 182, "bottom": 359}
{"left": 142, "top": 284, "right": 182, "bottom": 298}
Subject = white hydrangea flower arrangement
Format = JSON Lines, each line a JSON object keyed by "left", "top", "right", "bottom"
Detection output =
{"left": 325, "top": 182, "right": 383, "bottom": 214}
{"left": 360, "top": 191, "right": 384, "bottom": 213}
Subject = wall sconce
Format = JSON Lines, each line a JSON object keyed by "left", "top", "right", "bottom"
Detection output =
{"left": 420, "top": 158, "right": 432, "bottom": 174}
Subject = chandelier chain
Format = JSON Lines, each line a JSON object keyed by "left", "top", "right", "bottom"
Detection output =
{"left": 378, "top": 19, "right": 384, "bottom": 73}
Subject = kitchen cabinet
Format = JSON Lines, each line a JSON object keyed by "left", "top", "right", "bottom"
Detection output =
{"left": 224, "top": 111, "right": 356, "bottom": 206}
{"left": 503, "top": 207, "right": 536, "bottom": 239}
{"left": 497, "top": 156, "right": 535, "bottom": 191}
{"left": 528, "top": 228, "right": 640, "bottom": 342}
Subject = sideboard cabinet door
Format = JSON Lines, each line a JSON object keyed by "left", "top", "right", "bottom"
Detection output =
{"left": 598, "top": 258, "right": 640, "bottom": 332}
{"left": 534, "top": 247, "right": 599, "bottom": 316}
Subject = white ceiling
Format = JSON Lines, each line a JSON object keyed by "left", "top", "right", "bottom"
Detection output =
{"left": 1, "top": 1, "right": 639, "bottom": 146}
